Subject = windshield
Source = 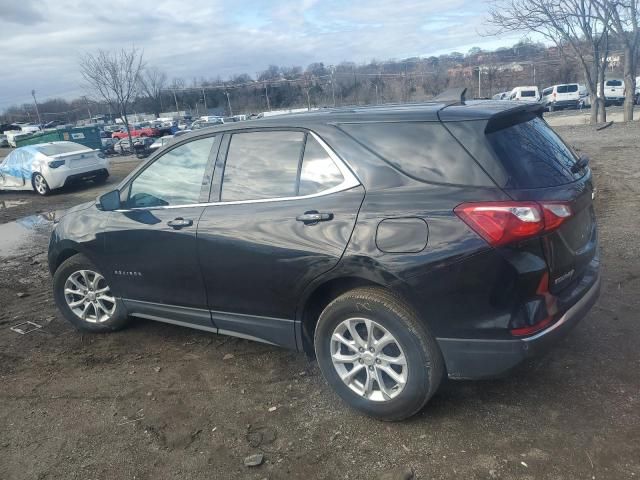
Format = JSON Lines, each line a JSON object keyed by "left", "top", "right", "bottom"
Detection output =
{"left": 34, "top": 142, "right": 89, "bottom": 156}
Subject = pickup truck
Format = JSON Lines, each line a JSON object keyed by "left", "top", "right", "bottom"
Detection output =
{"left": 111, "top": 126, "right": 160, "bottom": 139}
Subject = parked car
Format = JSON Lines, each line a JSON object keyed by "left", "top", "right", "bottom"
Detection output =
{"left": 0, "top": 141, "right": 109, "bottom": 195}
{"left": 111, "top": 126, "right": 160, "bottom": 139}
{"left": 599, "top": 78, "right": 625, "bottom": 106}
{"left": 48, "top": 101, "right": 599, "bottom": 420}
{"left": 508, "top": 86, "right": 540, "bottom": 102}
{"left": 149, "top": 135, "right": 174, "bottom": 152}
{"left": 492, "top": 91, "right": 510, "bottom": 100}
{"left": 541, "top": 83, "right": 580, "bottom": 111}
{"left": 191, "top": 119, "right": 223, "bottom": 130}
{"left": 4, "top": 124, "right": 42, "bottom": 147}
{"left": 0, "top": 133, "right": 8, "bottom": 147}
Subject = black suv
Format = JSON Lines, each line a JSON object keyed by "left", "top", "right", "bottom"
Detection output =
{"left": 49, "top": 99, "right": 600, "bottom": 420}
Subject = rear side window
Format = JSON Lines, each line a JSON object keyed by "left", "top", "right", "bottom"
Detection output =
{"left": 521, "top": 90, "right": 536, "bottom": 97}
{"left": 338, "top": 122, "right": 492, "bottom": 186}
{"left": 486, "top": 117, "right": 581, "bottom": 188}
{"left": 299, "top": 136, "right": 344, "bottom": 196}
{"left": 221, "top": 131, "right": 304, "bottom": 201}
{"left": 557, "top": 85, "right": 568, "bottom": 93}
{"left": 567, "top": 84, "right": 578, "bottom": 93}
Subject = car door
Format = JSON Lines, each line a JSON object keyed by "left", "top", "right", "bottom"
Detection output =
{"left": 102, "top": 134, "right": 219, "bottom": 327}
{"left": 197, "top": 130, "right": 364, "bottom": 347}
{"left": 0, "top": 150, "right": 27, "bottom": 189}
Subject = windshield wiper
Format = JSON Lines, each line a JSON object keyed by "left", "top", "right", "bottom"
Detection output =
{"left": 571, "top": 154, "right": 590, "bottom": 173}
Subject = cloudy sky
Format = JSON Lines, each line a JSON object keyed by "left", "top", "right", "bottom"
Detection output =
{"left": 0, "top": 0, "right": 521, "bottom": 109}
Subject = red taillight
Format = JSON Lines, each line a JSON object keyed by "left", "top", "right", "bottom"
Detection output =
{"left": 454, "top": 201, "right": 572, "bottom": 247}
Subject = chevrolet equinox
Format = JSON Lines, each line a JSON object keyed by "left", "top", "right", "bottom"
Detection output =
{"left": 49, "top": 97, "right": 600, "bottom": 420}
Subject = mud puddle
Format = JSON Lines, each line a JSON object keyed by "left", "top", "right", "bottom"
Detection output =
{"left": 0, "top": 210, "right": 64, "bottom": 258}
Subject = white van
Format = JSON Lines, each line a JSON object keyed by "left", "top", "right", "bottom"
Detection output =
{"left": 541, "top": 83, "right": 580, "bottom": 111}
{"left": 509, "top": 86, "right": 540, "bottom": 103}
{"left": 599, "top": 78, "right": 625, "bottom": 105}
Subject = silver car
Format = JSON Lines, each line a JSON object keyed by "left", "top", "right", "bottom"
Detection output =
{"left": 0, "top": 141, "right": 110, "bottom": 196}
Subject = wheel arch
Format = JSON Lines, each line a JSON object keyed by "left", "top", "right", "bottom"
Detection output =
{"left": 296, "top": 264, "right": 417, "bottom": 355}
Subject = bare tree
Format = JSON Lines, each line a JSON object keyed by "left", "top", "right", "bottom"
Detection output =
{"left": 139, "top": 67, "right": 167, "bottom": 118}
{"left": 488, "top": 0, "right": 611, "bottom": 124}
{"left": 596, "top": 0, "right": 639, "bottom": 120}
{"left": 80, "top": 47, "right": 144, "bottom": 146}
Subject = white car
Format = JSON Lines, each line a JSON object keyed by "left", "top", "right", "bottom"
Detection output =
{"left": 149, "top": 135, "right": 174, "bottom": 151}
{"left": 541, "top": 84, "right": 580, "bottom": 111}
{"left": 492, "top": 91, "right": 510, "bottom": 100}
{"left": 0, "top": 141, "right": 110, "bottom": 195}
{"left": 508, "top": 86, "right": 540, "bottom": 103}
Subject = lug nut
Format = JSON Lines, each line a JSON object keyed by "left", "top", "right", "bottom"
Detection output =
{"left": 358, "top": 358, "right": 363, "bottom": 364}
{"left": 368, "top": 366, "right": 374, "bottom": 371}
{"left": 359, "top": 347, "right": 364, "bottom": 353}
{"left": 369, "top": 348, "right": 374, "bottom": 353}
{"left": 376, "top": 359, "right": 381, "bottom": 364}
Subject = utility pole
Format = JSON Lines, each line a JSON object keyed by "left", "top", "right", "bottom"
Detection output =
{"left": 172, "top": 89, "right": 179, "bottom": 116}
{"left": 82, "top": 96, "right": 92, "bottom": 121}
{"left": 330, "top": 66, "right": 336, "bottom": 107}
{"left": 31, "top": 89, "right": 42, "bottom": 126}
{"left": 265, "top": 83, "right": 271, "bottom": 111}
{"left": 225, "top": 91, "right": 233, "bottom": 116}
{"left": 202, "top": 88, "right": 208, "bottom": 113}
{"left": 478, "top": 67, "right": 482, "bottom": 98}
{"left": 374, "top": 83, "right": 379, "bottom": 104}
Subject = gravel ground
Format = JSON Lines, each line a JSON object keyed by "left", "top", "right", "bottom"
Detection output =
{"left": 0, "top": 123, "right": 639, "bottom": 480}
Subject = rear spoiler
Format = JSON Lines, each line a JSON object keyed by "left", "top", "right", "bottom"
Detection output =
{"left": 485, "top": 103, "right": 545, "bottom": 134}
{"left": 433, "top": 88, "right": 467, "bottom": 107}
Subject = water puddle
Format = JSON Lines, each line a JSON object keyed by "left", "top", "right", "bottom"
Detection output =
{"left": 0, "top": 199, "right": 28, "bottom": 209}
{"left": 0, "top": 210, "right": 64, "bottom": 258}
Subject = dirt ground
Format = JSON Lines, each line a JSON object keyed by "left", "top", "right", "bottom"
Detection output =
{"left": 0, "top": 124, "right": 639, "bottom": 480}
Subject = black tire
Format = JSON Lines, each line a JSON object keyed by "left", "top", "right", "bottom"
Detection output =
{"left": 32, "top": 173, "right": 50, "bottom": 196}
{"left": 53, "top": 253, "right": 129, "bottom": 333}
{"left": 94, "top": 172, "right": 109, "bottom": 184}
{"left": 314, "top": 287, "right": 444, "bottom": 421}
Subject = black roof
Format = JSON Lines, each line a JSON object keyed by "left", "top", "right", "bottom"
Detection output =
{"left": 177, "top": 100, "right": 543, "bottom": 141}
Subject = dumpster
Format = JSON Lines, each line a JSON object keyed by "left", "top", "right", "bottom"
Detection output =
{"left": 15, "top": 126, "right": 102, "bottom": 150}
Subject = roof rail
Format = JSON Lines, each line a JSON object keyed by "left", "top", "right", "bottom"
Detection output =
{"left": 433, "top": 87, "right": 467, "bottom": 105}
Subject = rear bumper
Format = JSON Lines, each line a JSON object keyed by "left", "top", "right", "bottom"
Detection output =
{"left": 438, "top": 273, "right": 601, "bottom": 379}
{"left": 546, "top": 100, "right": 579, "bottom": 109}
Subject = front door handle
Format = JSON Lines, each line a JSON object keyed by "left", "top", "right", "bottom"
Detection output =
{"left": 296, "top": 211, "right": 334, "bottom": 225}
{"left": 167, "top": 217, "right": 193, "bottom": 229}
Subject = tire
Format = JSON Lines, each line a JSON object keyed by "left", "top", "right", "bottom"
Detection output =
{"left": 314, "top": 287, "right": 444, "bottom": 421}
{"left": 94, "top": 171, "right": 109, "bottom": 184}
{"left": 53, "top": 253, "right": 129, "bottom": 333}
{"left": 32, "top": 173, "right": 50, "bottom": 196}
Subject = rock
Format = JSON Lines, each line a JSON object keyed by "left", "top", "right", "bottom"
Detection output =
{"left": 268, "top": 406, "right": 277, "bottom": 412}
{"left": 16, "top": 292, "right": 27, "bottom": 298}
{"left": 154, "top": 366, "right": 161, "bottom": 373}
{"left": 223, "top": 353, "right": 235, "bottom": 360}
{"left": 378, "top": 467, "right": 414, "bottom": 480}
{"left": 243, "top": 453, "right": 264, "bottom": 467}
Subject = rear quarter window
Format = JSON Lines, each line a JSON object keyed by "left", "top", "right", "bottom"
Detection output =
{"left": 521, "top": 90, "right": 537, "bottom": 97}
{"left": 338, "top": 122, "right": 493, "bottom": 187}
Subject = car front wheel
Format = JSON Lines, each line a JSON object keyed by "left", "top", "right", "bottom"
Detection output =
{"left": 314, "top": 287, "right": 444, "bottom": 421}
{"left": 53, "top": 254, "right": 129, "bottom": 332}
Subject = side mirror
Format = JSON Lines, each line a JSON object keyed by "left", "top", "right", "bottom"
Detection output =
{"left": 97, "top": 189, "right": 121, "bottom": 211}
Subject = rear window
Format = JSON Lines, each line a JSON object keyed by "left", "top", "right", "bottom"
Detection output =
{"left": 486, "top": 117, "right": 582, "bottom": 188}
{"left": 520, "top": 90, "right": 537, "bottom": 97}
{"left": 339, "top": 122, "right": 492, "bottom": 186}
{"left": 542, "top": 88, "right": 553, "bottom": 96}
{"left": 34, "top": 143, "right": 89, "bottom": 156}
{"left": 606, "top": 80, "right": 623, "bottom": 87}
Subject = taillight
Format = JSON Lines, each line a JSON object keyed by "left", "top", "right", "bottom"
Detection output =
{"left": 454, "top": 201, "right": 572, "bottom": 247}
{"left": 510, "top": 272, "right": 558, "bottom": 336}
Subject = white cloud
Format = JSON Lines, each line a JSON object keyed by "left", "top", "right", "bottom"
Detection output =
{"left": 0, "top": 0, "right": 521, "bottom": 108}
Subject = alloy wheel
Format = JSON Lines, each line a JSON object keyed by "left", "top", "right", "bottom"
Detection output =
{"left": 64, "top": 270, "right": 116, "bottom": 323}
{"left": 330, "top": 317, "right": 408, "bottom": 402}
{"left": 34, "top": 174, "right": 48, "bottom": 195}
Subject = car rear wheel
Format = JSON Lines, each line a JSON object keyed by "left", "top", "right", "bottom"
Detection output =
{"left": 53, "top": 253, "right": 129, "bottom": 332}
{"left": 314, "top": 287, "right": 444, "bottom": 421}
{"left": 32, "top": 173, "right": 50, "bottom": 196}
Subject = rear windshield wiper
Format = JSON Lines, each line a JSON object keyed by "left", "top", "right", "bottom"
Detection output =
{"left": 571, "top": 154, "right": 590, "bottom": 173}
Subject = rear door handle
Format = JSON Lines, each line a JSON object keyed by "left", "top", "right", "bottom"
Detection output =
{"left": 296, "top": 211, "right": 334, "bottom": 224}
{"left": 167, "top": 217, "right": 193, "bottom": 229}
